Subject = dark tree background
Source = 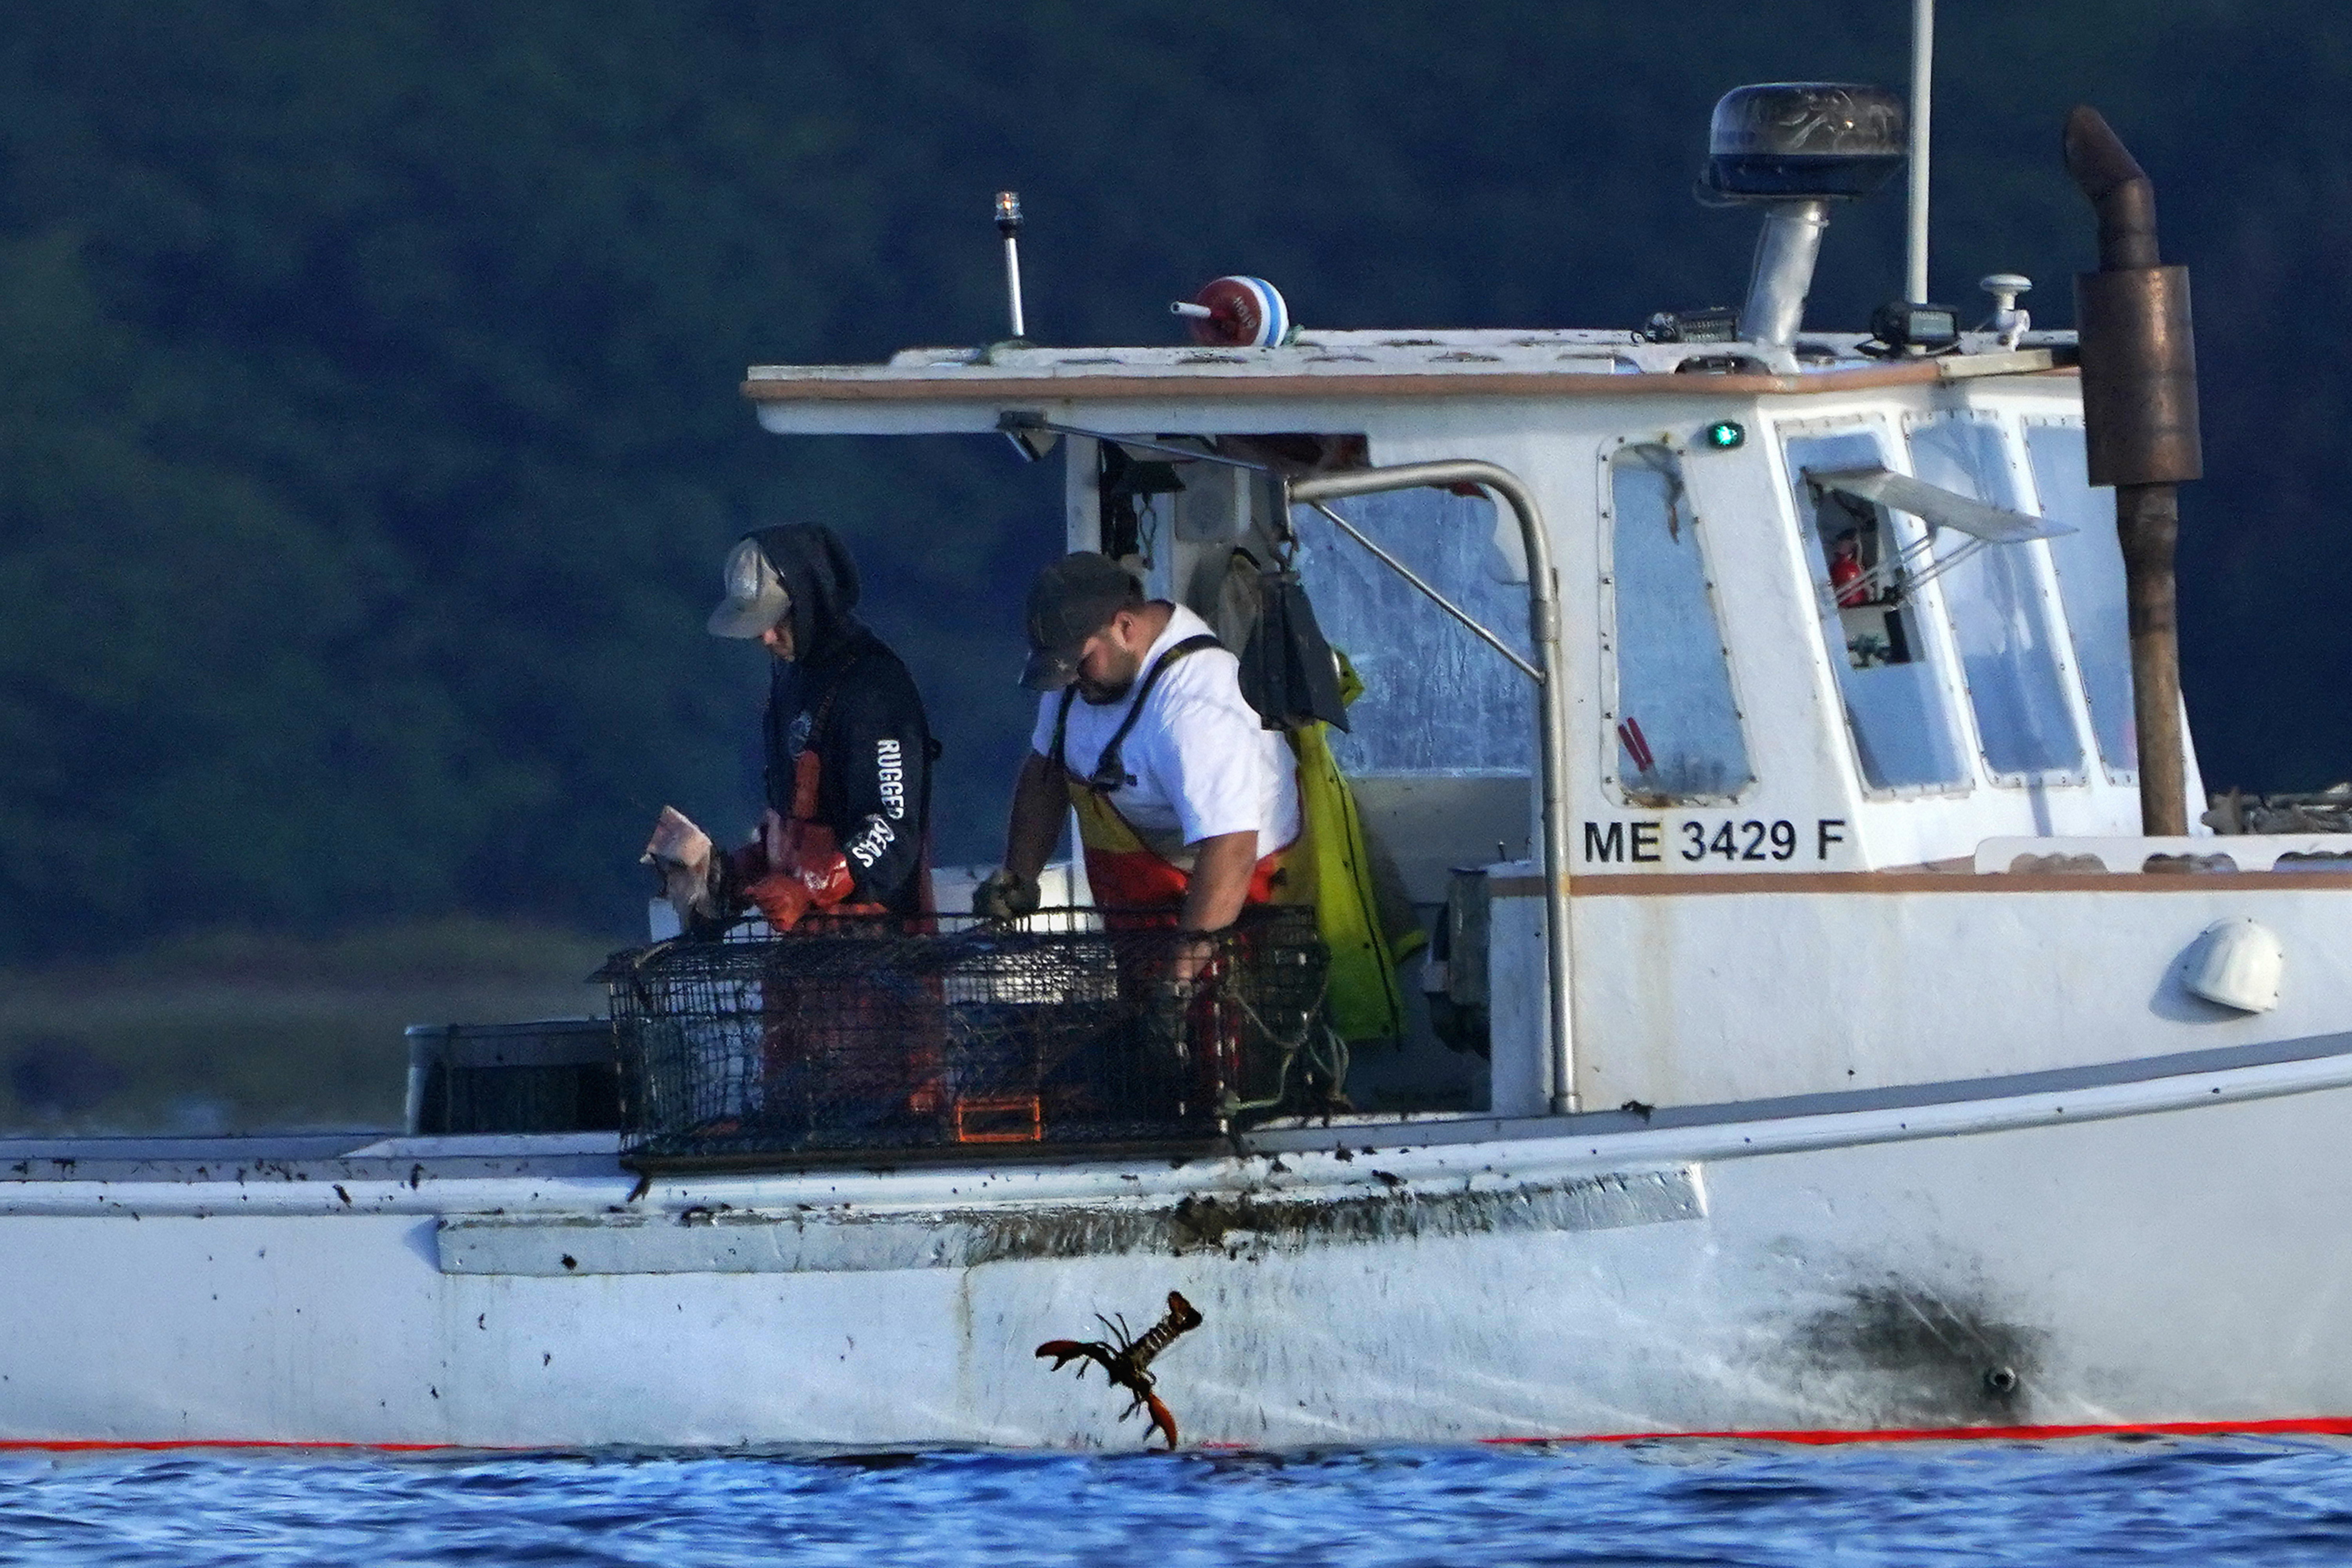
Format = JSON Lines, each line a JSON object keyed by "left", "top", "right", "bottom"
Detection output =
{"left": 2, "top": 1, "right": 2345, "bottom": 961}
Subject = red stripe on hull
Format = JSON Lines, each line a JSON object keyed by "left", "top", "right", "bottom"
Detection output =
{"left": 9, "top": 1416, "right": 2352, "bottom": 1454}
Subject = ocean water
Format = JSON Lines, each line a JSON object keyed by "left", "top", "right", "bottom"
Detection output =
{"left": 4, "top": 1437, "right": 2352, "bottom": 1566}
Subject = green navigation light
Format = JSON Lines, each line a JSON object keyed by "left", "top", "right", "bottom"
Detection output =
{"left": 1704, "top": 420, "right": 1746, "bottom": 450}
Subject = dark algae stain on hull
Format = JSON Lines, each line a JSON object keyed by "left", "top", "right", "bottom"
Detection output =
{"left": 972, "top": 1167, "right": 1702, "bottom": 1264}
{"left": 1791, "top": 1280, "right": 2045, "bottom": 1429}
{"left": 1152, "top": 1167, "right": 1702, "bottom": 1257}
{"left": 439, "top": 1168, "right": 1706, "bottom": 1274}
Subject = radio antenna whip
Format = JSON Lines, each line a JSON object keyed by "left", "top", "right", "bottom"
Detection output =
{"left": 995, "top": 191, "right": 1027, "bottom": 341}
{"left": 1905, "top": 0, "right": 1933, "bottom": 302}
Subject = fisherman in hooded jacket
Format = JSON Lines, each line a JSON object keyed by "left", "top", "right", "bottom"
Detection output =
{"left": 702, "top": 523, "right": 936, "bottom": 930}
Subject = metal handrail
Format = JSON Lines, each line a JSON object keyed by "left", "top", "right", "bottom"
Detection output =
{"left": 1301, "top": 501, "right": 1541, "bottom": 682}
{"left": 1287, "top": 462, "right": 1576, "bottom": 1114}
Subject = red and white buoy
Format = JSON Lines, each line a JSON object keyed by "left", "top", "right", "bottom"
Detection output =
{"left": 1171, "top": 276, "right": 1291, "bottom": 347}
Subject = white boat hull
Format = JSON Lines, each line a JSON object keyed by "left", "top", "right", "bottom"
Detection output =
{"left": 6, "top": 1039, "right": 2352, "bottom": 1449}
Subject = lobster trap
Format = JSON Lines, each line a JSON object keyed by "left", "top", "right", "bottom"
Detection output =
{"left": 602, "top": 905, "right": 1334, "bottom": 1165}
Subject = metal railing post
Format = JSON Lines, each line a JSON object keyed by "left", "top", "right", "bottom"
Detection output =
{"left": 1287, "top": 461, "right": 1576, "bottom": 1113}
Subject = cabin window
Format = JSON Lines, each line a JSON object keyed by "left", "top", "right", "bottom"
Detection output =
{"left": 1907, "top": 414, "right": 2086, "bottom": 782}
{"left": 2023, "top": 421, "right": 2136, "bottom": 776}
{"left": 1784, "top": 426, "right": 1971, "bottom": 791}
{"left": 1603, "top": 443, "right": 1751, "bottom": 802}
{"left": 1290, "top": 487, "right": 1536, "bottom": 775}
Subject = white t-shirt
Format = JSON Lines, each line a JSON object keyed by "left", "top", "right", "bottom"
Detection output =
{"left": 1030, "top": 604, "right": 1300, "bottom": 859}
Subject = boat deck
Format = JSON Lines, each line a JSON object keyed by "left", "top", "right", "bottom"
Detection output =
{"left": 7, "top": 1020, "right": 2352, "bottom": 1190}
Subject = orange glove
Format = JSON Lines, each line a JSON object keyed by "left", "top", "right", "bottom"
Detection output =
{"left": 746, "top": 873, "right": 813, "bottom": 932}
{"left": 745, "top": 810, "right": 857, "bottom": 931}
{"left": 777, "top": 820, "right": 855, "bottom": 907}
{"left": 793, "top": 848, "right": 855, "bottom": 907}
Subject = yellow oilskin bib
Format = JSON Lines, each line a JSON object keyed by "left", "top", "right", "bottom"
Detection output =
{"left": 1289, "top": 651, "right": 1425, "bottom": 1043}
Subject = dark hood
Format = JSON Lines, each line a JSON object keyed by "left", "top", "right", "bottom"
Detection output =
{"left": 748, "top": 523, "right": 863, "bottom": 662}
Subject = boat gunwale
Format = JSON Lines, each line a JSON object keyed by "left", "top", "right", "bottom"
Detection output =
{"left": 2, "top": 1028, "right": 2347, "bottom": 1211}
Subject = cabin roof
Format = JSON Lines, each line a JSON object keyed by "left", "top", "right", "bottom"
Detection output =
{"left": 742, "top": 330, "right": 2078, "bottom": 414}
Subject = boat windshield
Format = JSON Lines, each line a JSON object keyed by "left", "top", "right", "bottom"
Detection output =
{"left": 1289, "top": 488, "right": 1535, "bottom": 777}
{"left": 1785, "top": 425, "right": 1972, "bottom": 791}
{"left": 1908, "top": 413, "right": 2087, "bottom": 782}
{"left": 2023, "top": 421, "right": 2137, "bottom": 777}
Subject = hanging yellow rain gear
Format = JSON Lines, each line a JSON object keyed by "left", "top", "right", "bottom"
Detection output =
{"left": 1287, "top": 651, "right": 1425, "bottom": 1042}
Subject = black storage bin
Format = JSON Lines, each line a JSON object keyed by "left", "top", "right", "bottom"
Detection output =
{"left": 404, "top": 1019, "right": 623, "bottom": 1135}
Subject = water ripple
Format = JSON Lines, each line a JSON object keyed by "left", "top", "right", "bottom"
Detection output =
{"left": 0, "top": 1437, "right": 2349, "bottom": 1567}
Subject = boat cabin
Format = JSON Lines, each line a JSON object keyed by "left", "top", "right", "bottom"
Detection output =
{"left": 751, "top": 330, "right": 2160, "bottom": 868}
{"left": 737, "top": 321, "right": 2321, "bottom": 1124}
{"left": 684, "top": 83, "right": 2352, "bottom": 1151}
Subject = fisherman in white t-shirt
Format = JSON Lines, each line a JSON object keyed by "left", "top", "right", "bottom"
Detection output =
{"left": 974, "top": 553, "right": 1300, "bottom": 934}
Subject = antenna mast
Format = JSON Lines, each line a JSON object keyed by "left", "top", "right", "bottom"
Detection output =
{"left": 995, "top": 191, "right": 1027, "bottom": 341}
{"left": 1906, "top": 0, "right": 1933, "bottom": 302}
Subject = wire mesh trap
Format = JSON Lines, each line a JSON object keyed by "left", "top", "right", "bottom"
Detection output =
{"left": 601, "top": 905, "right": 1334, "bottom": 1162}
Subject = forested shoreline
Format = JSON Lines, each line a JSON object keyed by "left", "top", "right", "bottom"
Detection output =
{"left": 3, "top": 2, "right": 2347, "bottom": 964}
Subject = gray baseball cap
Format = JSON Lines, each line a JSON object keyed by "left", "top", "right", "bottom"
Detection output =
{"left": 1021, "top": 553, "right": 1141, "bottom": 690}
{"left": 708, "top": 537, "right": 793, "bottom": 638}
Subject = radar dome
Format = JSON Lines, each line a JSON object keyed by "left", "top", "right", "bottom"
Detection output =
{"left": 1706, "top": 83, "right": 1905, "bottom": 202}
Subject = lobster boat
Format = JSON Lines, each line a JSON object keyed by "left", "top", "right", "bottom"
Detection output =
{"left": 8, "top": 80, "right": 2352, "bottom": 1452}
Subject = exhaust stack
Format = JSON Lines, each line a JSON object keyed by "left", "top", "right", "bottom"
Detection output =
{"left": 1703, "top": 83, "right": 1906, "bottom": 347}
{"left": 2064, "top": 106, "right": 2201, "bottom": 836}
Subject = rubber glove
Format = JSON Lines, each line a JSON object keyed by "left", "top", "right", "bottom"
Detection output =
{"left": 1140, "top": 976, "right": 1195, "bottom": 1071}
{"left": 973, "top": 868, "right": 1041, "bottom": 920}
{"left": 745, "top": 873, "right": 814, "bottom": 932}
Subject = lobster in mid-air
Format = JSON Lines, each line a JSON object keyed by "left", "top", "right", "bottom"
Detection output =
{"left": 1035, "top": 1291, "right": 1203, "bottom": 1450}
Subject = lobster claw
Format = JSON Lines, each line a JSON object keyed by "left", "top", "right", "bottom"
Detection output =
{"left": 1142, "top": 1391, "right": 1180, "bottom": 1451}
{"left": 1036, "top": 1339, "right": 1102, "bottom": 1374}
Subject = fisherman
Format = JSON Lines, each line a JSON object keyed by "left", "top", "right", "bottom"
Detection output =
{"left": 975, "top": 552, "right": 1299, "bottom": 936}
{"left": 702, "top": 523, "right": 936, "bottom": 931}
